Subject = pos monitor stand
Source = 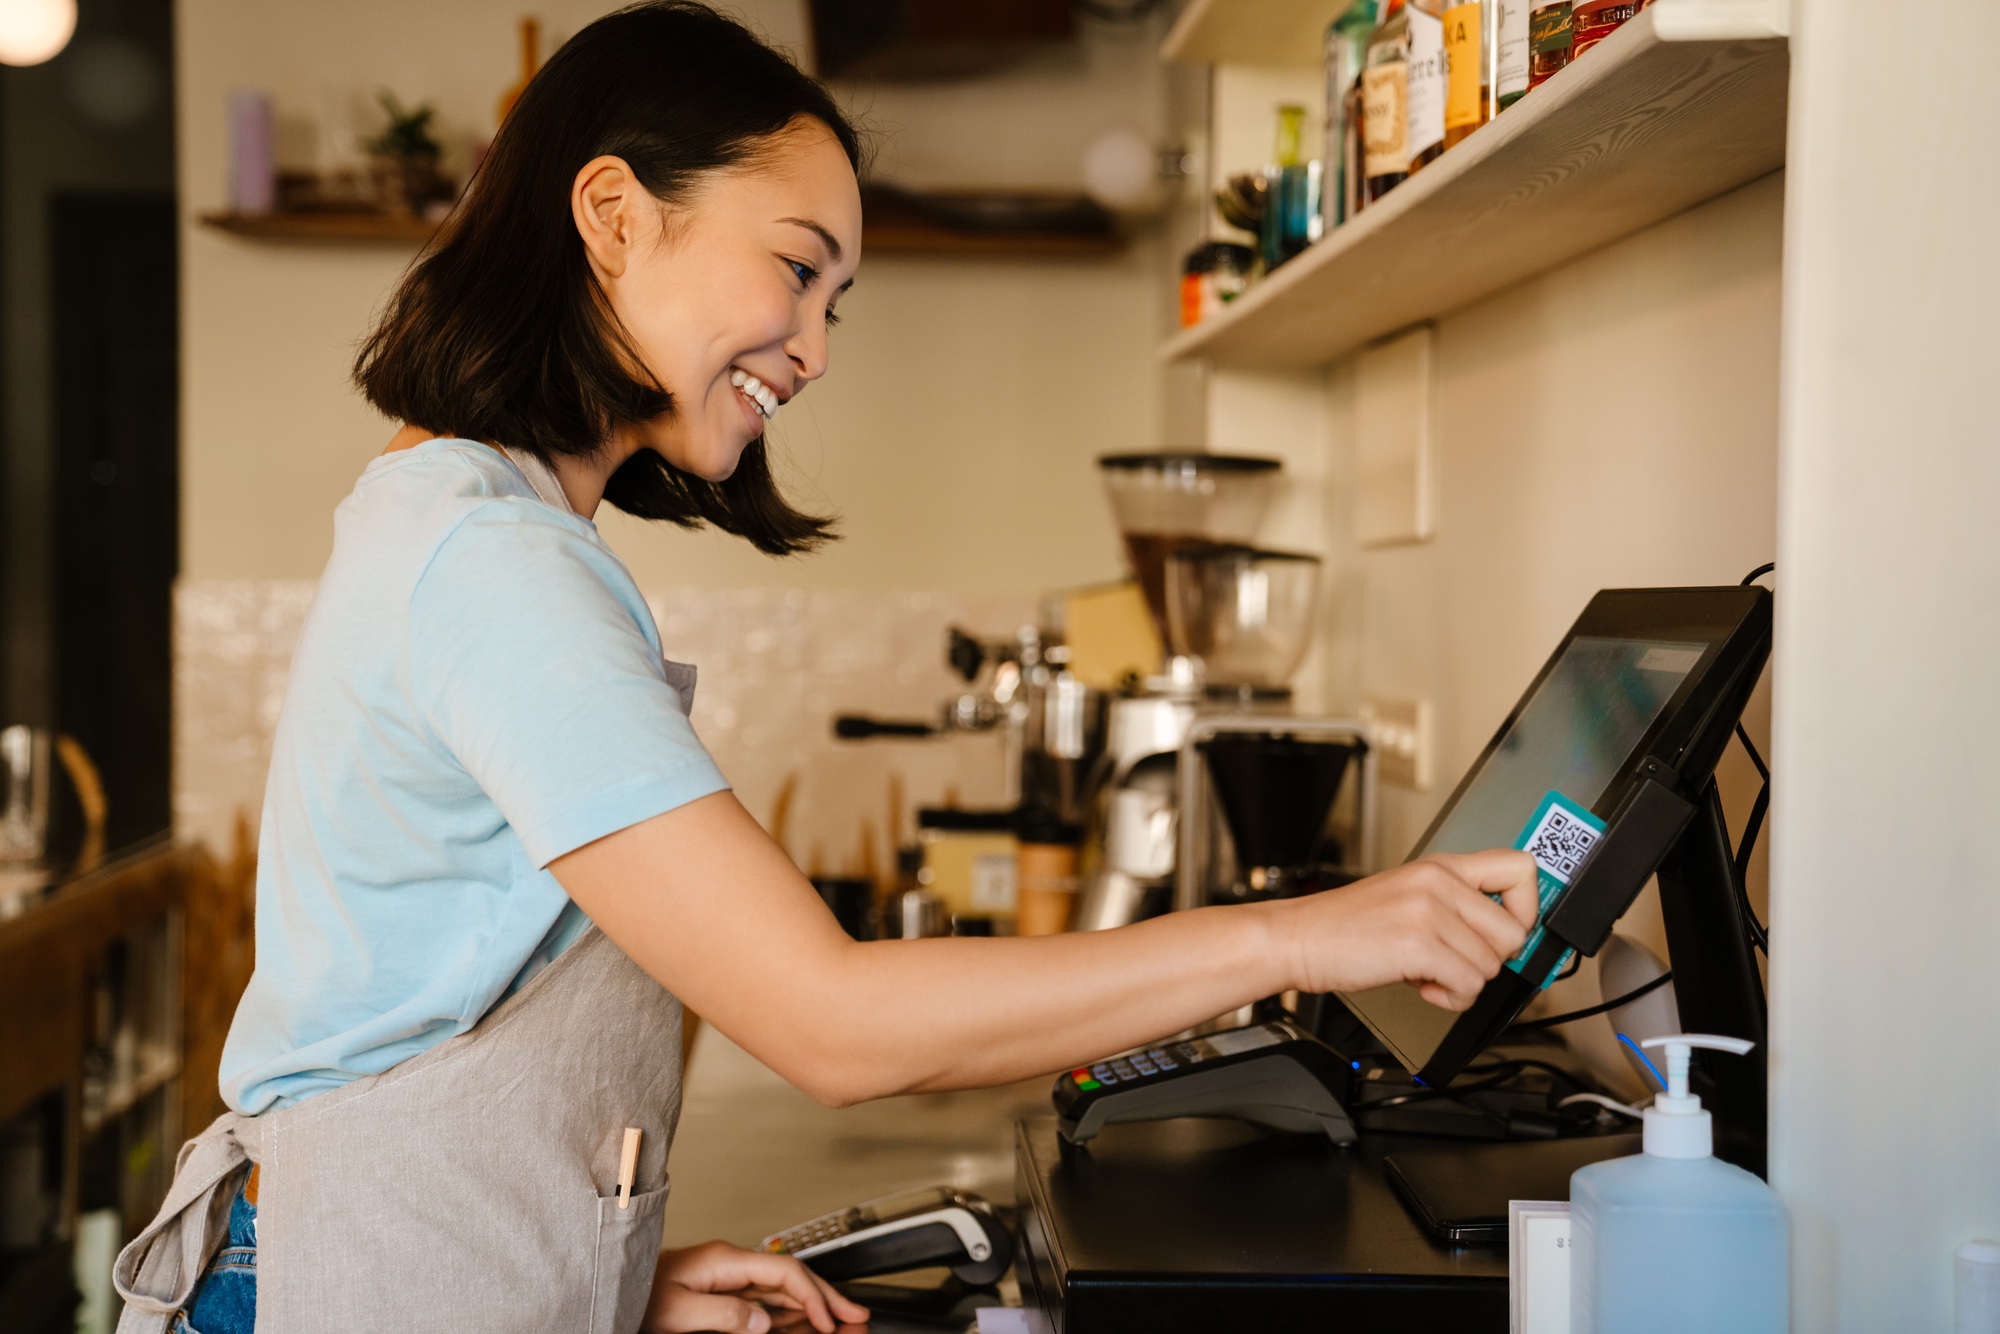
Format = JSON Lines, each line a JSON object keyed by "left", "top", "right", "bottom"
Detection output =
{"left": 1336, "top": 586, "right": 1773, "bottom": 1175}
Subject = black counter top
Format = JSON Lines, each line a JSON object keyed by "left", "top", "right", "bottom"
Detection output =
{"left": 1014, "top": 1115, "right": 1509, "bottom": 1333}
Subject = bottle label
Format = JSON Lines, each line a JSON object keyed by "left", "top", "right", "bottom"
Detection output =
{"left": 1361, "top": 62, "right": 1409, "bottom": 178}
{"left": 1529, "top": 0, "right": 1573, "bottom": 57}
{"left": 1405, "top": 7, "right": 1446, "bottom": 159}
{"left": 1496, "top": 0, "right": 1530, "bottom": 102}
{"left": 1443, "top": 2, "right": 1484, "bottom": 130}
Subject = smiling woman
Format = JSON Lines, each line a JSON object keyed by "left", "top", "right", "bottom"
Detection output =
{"left": 352, "top": 0, "right": 863, "bottom": 551}
{"left": 113, "top": 6, "right": 1544, "bottom": 1334}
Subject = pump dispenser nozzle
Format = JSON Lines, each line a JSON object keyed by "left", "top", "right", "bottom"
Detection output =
{"left": 1636, "top": 1034, "right": 1754, "bottom": 1159}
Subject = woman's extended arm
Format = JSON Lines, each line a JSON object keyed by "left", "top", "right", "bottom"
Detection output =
{"left": 552, "top": 791, "right": 1539, "bottom": 1107}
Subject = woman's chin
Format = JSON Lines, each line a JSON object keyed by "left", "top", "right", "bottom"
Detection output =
{"left": 661, "top": 444, "right": 744, "bottom": 484}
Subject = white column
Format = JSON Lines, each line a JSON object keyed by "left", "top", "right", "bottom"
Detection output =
{"left": 1768, "top": 0, "right": 2000, "bottom": 1326}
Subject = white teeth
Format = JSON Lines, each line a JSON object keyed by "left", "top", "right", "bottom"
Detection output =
{"left": 730, "top": 369, "right": 779, "bottom": 420}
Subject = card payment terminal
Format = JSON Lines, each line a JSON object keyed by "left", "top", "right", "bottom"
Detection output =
{"left": 762, "top": 1186, "right": 1014, "bottom": 1285}
{"left": 1054, "top": 1018, "right": 1358, "bottom": 1145}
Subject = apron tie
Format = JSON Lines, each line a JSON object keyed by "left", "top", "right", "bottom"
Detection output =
{"left": 113, "top": 1113, "right": 249, "bottom": 1331}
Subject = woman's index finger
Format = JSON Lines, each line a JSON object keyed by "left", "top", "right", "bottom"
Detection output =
{"left": 1427, "top": 848, "right": 1542, "bottom": 928}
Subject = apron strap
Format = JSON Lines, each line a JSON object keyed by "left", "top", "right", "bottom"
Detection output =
{"left": 113, "top": 1113, "right": 249, "bottom": 1332}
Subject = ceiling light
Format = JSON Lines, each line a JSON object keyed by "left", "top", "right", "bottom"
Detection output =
{"left": 0, "top": 0, "right": 77, "bottom": 67}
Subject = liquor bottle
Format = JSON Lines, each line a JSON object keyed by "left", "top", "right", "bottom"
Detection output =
{"left": 1491, "top": 0, "right": 1530, "bottom": 113}
{"left": 1526, "top": 0, "right": 1572, "bottom": 89}
{"left": 1404, "top": 0, "right": 1446, "bottom": 175}
{"left": 1342, "top": 77, "right": 1369, "bottom": 219}
{"left": 1361, "top": 0, "right": 1410, "bottom": 202}
{"left": 1260, "top": 104, "right": 1321, "bottom": 270}
{"left": 1441, "top": 0, "right": 1486, "bottom": 151}
{"left": 1569, "top": 0, "right": 1636, "bottom": 59}
{"left": 1322, "top": 0, "right": 1380, "bottom": 228}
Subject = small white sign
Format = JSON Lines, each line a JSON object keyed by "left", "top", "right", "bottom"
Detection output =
{"left": 975, "top": 1308, "right": 1035, "bottom": 1334}
{"left": 970, "top": 853, "right": 1018, "bottom": 912}
{"left": 1510, "top": 1199, "right": 1572, "bottom": 1334}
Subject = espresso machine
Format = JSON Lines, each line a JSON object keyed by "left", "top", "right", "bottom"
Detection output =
{"left": 834, "top": 625, "right": 1109, "bottom": 828}
{"left": 1072, "top": 453, "right": 1374, "bottom": 929}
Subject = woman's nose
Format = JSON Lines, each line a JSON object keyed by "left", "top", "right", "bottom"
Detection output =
{"left": 784, "top": 321, "right": 829, "bottom": 383}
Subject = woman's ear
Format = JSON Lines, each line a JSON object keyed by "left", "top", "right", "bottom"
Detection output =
{"left": 572, "top": 154, "right": 644, "bottom": 280}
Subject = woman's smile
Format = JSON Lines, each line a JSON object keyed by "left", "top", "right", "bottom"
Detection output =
{"left": 729, "top": 367, "right": 783, "bottom": 424}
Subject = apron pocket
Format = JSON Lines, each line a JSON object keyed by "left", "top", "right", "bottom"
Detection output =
{"left": 590, "top": 1186, "right": 669, "bottom": 1334}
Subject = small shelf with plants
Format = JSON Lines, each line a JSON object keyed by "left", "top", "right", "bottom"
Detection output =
{"left": 202, "top": 185, "right": 1125, "bottom": 257}
{"left": 1163, "top": 0, "right": 1789, "bottom": 369}
{"left": 203, "top": 79, "right": 1125, "bottom": 258}
{"left": 200, "top": 92, "right": 458, "bottom": 245}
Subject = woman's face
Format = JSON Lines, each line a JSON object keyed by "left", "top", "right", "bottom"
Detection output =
{"left": 576, "top": 119, "right": 863, "bottom": 483}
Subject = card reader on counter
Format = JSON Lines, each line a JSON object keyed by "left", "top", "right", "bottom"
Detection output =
{"left": 762, "top": 1186, "right": 1013, "bottom": 1285}
{"left": 1054, "top": 1018, "right": 1358, "bottom": 1145}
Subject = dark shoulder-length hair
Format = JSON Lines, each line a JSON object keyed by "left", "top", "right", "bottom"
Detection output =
{"left": 354, "top": 1, "right": 859, "bottom": 555}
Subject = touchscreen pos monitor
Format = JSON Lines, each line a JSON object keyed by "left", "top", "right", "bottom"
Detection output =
{"left": 1337, "top": 586, "right": 1772, "bottom": 1088}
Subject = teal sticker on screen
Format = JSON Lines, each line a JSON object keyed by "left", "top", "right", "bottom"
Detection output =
{"left": 1506, "top": 791, "right": 1607, "bottom": 989}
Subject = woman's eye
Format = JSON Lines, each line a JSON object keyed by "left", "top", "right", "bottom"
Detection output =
{"left": 825, "top": 307, "right": 842, "bottom": 329}
{"left": 788, "top": 259, "right": 818, "bottom": 287}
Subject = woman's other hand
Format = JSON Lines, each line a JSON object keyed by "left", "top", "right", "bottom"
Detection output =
{"left": 1280, "top": 849, "right": 1541, "bottom": 1009}
{"left": 644, "top": 1240, "right": 869, "bottom": 1334}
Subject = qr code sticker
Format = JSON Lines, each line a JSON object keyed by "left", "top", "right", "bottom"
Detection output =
{"left": 1524, "top": 806, "right": 1601, "bottom": 883}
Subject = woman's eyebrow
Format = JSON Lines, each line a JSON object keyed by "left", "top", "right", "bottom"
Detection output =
{"left": 778, "top": 216, "right": 842, "bottom": 263}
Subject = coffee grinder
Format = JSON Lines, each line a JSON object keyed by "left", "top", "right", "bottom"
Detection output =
{"left": 1161, "top": 544, "right": 1374, "bottom": 910}
{"left": 1075, "top": 454, "right": 1372, "bottom": 928}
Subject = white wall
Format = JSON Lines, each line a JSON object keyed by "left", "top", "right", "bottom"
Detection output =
{"left": 1343, "top": 173, "right": 1783, "bottom": 864}
{"left": 176, "top": 0, "right": 1178, "bottom": 596}
{"left": 1274, "top": 171, "right": 1784, "bottom": 1091}
{"left": 1768, "top": 0, "right": 2000, "bottom": 1324}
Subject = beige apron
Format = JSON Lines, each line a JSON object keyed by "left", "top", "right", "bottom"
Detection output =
{"left": 114, "top": 923, "right": 685, "bottom": 1334}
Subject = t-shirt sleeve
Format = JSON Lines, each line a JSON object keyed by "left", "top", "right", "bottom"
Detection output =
{"left": 408, "top": 502, "right": 729, "bottom": 868}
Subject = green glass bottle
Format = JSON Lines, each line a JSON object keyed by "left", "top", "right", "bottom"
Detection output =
{"left": 1323, "top": 0, "right": 1379, "bottom": 228}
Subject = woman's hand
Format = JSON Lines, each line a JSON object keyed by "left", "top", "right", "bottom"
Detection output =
{"left": 1279, "top": 849, "right": 1542, "bottom": 1008}
{"left": 643, "top": 1240, "right": 869, "bottom": 1334}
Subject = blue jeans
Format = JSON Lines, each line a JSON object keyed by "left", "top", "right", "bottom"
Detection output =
{"left": 169, "top": 1176, "right": 256, "bottom": 1334}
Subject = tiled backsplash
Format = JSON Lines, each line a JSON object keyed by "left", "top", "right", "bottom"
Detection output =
{"left": 175, "top": 581, "right": 1033, "bottom": 875}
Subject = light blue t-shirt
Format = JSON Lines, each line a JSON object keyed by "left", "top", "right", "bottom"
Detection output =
{"left": 220, "top": 440, "right": 729, "bottom": 1114}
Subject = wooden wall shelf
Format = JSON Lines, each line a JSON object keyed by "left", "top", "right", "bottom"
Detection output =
{"left": 199, "top": 211, "right": 439, "bottom": 243}
{"left": 199, "top": 210, "right": 1125, "bottom": 258}
{"left": 1162, "top": 0, "right": 1789, "bottom": 369}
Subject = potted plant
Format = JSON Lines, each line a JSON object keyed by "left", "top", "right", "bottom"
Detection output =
{"left": 366, "top": 92, "right": 449, "bottom": 217}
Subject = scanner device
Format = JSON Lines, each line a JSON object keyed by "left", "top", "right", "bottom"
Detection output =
{"left": 762, "top": 1186, "right": 1013, "bottom": 1286}
{"left": 1053, "top": 1017, "right": 1359, "bottom": 1146}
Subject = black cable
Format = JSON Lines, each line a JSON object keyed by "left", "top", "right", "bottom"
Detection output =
{"left": 1732, "top": 721, "right": 1771, "bottom": 953}
{"left": 1735, "top": 722, "right": 1768, "bottom": 782}
{"left": 1729, "top": 670, "right": 1770, "bottom": 947}
{"left": 1475, "top": 1056, "right": 1594, "bottom": 1091}
{"left": 1506, "top": 971, "right": 1673, "bottom": 1032}
{"left": 1552, "top": 950, "right": 1584, "bottom": 984}
{"left": 1361, "top": 1067, "right": 1525, "bottom": 1125}
{"left": 1361, "top": 1057, "right": 1600, "bottom": 1139}
{"left": 1734, "top": 788, "right": 1771, "bottom": 952}
{"left": 1730, "top": 561, "right": 1775, "bottom": 953}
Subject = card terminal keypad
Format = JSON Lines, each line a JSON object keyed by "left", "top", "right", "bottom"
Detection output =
{"left": 768, "top": 1210, "right": 858, "bottom": 1254}
{"left": 1070, "top": 1043, "right": 1192, "bottom": 1092}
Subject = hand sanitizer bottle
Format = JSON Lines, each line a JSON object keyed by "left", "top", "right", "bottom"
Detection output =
{"left": 1569, "top": 1034, "right": 1787, "bottom": 1333}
